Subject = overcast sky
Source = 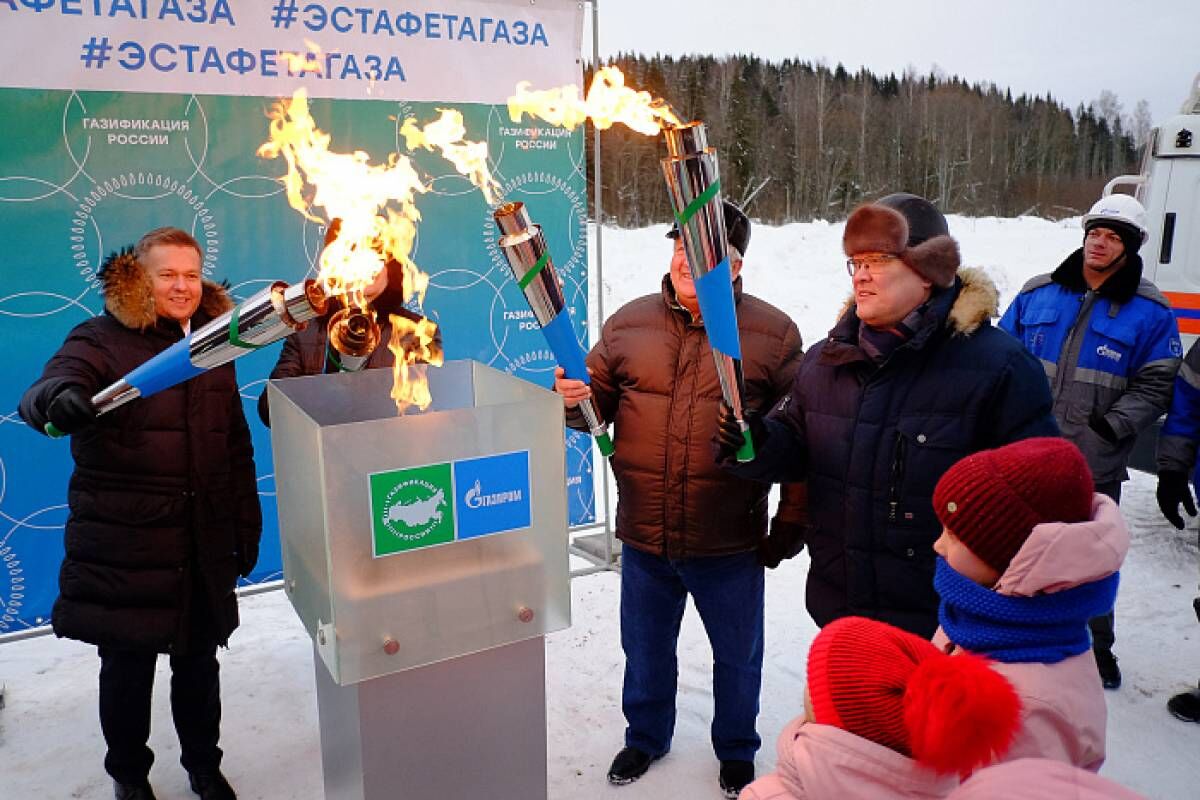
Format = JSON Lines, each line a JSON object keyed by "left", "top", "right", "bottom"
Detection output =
{"left": 587, "top": 0, "right": 1198, "bottom": 124}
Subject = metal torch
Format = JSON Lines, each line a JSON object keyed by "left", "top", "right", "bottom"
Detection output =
{"left": 326, "top": 307, "right": 382, "bottom": 372}
{"left": 660, "top": 122, "right": 754, "bottom": 462}
{"left": 493, "top": 201, "right": 614, "bottom": 458}
{"left": 47, "top": 280, "right": 328, "bottom": 437}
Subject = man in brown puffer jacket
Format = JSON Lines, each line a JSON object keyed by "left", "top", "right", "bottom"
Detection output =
{"left": 555, "top": 202, "right": 805, "bottom": 798}
{"left": 19, "top": 227, "right": 260, "bottom": 800}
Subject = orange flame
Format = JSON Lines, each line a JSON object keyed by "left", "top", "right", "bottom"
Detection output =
{"left": 388, "top": 314, "right": 444, "bottom": 413}
{"left": 508, "top": 66, "right": 683, "bottom": 135}
{"left": 259, "top": 89, "right": 444, "bottom": 413}
{"left": 257, "top": 89, "right": 425, "bottom": 312}
{"left": 401, "top": 109, "right": 501, "bottom": 205}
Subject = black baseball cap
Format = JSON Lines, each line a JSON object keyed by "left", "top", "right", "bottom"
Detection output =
{"left": 666, "top": 199, "right": 751, "bottom": 257}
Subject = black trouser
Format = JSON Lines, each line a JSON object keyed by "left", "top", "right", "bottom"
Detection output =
{"left": 1089, "top": 480, "right": 1122, "bottom": 654}
{"left": 97, "top": 642, "right": 223, "bottom": 784}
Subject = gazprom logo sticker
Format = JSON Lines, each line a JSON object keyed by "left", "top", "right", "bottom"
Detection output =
{"left": 368, "top": 451, "right": 531, "bottom": 557}
{"left": 1096, "top": 344, "right": 1123, "bottom": 363}
{"left": 454, "top": 451, "right": 532, "bottom": 540}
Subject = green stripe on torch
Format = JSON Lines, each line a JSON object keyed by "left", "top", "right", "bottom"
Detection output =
{"left": 517, "top": 250, "right": 552, "bottom": 291}
{"left": 736, "top": 426, "right": 755, "bottom": 463}
{"left": 674, "top": 178, "right": 722, "bottom": 227}
{"left": 228, "top": 305, "right": 266, "bottom": 350}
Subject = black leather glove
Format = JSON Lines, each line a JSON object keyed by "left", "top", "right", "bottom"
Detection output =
{"left": 237, "top": 539, "right": 260, "bottom": 578}
{"left": 46, "top": 385, "right": 97, "bottom": 435}
{"left": 758, "top": 518, "right": 805, "bottom": 568}
{"left": 1156, "top": 470, "right": 1197, "bottom": 530}
{"left": 714, "top": 402, "right": 767, "bottom": 464}
{"left": 1088, "top": 414, "right": 1121, "bottom": 444}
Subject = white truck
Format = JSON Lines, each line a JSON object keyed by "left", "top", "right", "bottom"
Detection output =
{"left": 1107, "top": 73, "right": 1200, "bottom": 340}
{"left": 1104, "top": 75, "right": 1200, "bottom": 473}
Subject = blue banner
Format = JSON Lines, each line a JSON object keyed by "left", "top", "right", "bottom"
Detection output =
{"left": 0, "top": 1, "right": 590, "bottom": 638}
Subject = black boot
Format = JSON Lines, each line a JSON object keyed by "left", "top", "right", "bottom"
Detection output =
{"left": 188, "top": 770, "right": 236, "bottom": 800}
{"left": 1167, "top": 683, "right": 1200, "bottom": 723}
{"left": 607, "top": 747, "right": 660, "bottom": 786}
{"left": 718, "top": 760, "right": 755, "bottom": 799}
{"left": 1094, "top": 649, "right": 1121, "bottom": 690}
{"left": 113, "top": 780, "right": 157, "bottom": 800}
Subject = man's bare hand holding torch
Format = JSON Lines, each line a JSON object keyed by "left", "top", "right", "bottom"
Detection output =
{"left": 553, "top": 366, "right": 593, "bottom": 409}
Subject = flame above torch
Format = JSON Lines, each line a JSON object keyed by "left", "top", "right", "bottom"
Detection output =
{"left": 258, "top": 89, "right": 486, "bottom": 413}
{"left": 507, "top": 66, "right": 683, "bottom": 135}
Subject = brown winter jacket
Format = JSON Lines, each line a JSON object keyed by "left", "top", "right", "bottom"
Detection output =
{"left": 568, "top": 275, "right": 803, "bottom": 558}
{"left": 18, "top": 249, "right": 261, "bottom": 653}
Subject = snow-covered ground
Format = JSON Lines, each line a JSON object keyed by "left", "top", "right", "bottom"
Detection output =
{"left": 4, "top": 218, "right": 1200, "bottom": 799}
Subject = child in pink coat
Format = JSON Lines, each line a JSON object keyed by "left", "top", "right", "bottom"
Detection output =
{"left": 930, "top": 436, "right": 1129, "bottom": 771}
{"left": 739, "top": 616, "right": 1020, "bottom": 800}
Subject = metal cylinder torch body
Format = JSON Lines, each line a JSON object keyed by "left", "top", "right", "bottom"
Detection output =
{"left": 70, "top": 281, "right": 328, "bottom": 434}
{"left": 493, "top": 202, "right": 614, "bottom": 458}
{"left": 660, "top": 122, "right": 754, "bottom": 462}
{"left": 326, "top": 307, "right": 382, "bottom": 372}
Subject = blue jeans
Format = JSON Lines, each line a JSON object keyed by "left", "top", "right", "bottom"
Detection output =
{"left": 620, "top": 545, "right": 764, "bottom": 762}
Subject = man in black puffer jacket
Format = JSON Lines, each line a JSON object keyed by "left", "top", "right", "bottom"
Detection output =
{"left": 718, "top": 194, "right": 1059, "bottom": 638}
{"left": 19, "top": 227, "right": 260, "bottom": 800}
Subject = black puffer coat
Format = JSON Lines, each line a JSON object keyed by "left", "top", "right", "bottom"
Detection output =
{"left": 19, "top": 250, "right": 261, "bottom": 653}
{"left": 731, "top": 268, "right": 1059, "bottom": 636}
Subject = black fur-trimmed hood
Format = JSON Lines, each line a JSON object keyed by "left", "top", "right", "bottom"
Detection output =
{"left": 98, "top": 246, "right": 231, "bottom": 330}
{"left": 1050, "top": 247, "right": 1144, "bottom": 304}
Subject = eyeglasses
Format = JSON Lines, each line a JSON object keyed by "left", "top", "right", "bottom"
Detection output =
{"left": 846, "top": 254, "right": 900, "bottom": 278}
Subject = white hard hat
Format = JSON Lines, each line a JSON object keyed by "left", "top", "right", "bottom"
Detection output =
{"left": 1081, "top": 194, "right": 1148, "bottom": 243}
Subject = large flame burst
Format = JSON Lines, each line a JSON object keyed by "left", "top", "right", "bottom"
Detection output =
{"left": 258, "top": 89, "right": 471, "bottom": 412}
{"left": 507, "top": 65, "right": 683, "bottom": 135}
{"left": 258, "top": 89, "right": 426, "bottom": 314}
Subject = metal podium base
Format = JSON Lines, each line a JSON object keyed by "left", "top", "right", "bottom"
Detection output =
{"left": 314, "top": 636, "right": 548, "bottom": 800}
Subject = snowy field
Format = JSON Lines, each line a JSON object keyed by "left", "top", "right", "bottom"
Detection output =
{"left": 3, "top": 217, "right": 1200, "bottom": 799}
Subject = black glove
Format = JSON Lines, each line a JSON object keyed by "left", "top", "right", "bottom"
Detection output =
{"left": 1156, "top": 470, "right": 1197, "bottom": 530}
{"left": 1088, "top": 414, "right": 1121, "bottom": 444}
{"left": 758, "top": 518, "right": 805, "bottom": 568}
{"left": 46, "top": 385, "right": 97, "bottom": 435}
{"left": 714, "top": 402, "right": 767, "bottom": 464}
{"left": 237, "top": 539, "right": 260, "bottom": 578}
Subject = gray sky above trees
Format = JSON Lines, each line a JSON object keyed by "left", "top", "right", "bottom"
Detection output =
{"left": 591, "top": 0, "right": 1197, "bottom": 125}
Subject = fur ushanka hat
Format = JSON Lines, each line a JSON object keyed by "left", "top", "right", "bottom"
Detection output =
{"left": 843, "top": 193, "right": 961, "bottom": 288}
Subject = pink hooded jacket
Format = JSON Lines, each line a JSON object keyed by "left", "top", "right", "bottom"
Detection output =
{"left": 933, "top": 494, "right": 1129, "bottom": 772}
{"left": 738, "top": 718, "right": 961, "bottom": 800}
{"left": 948, "top": 758, "right": 1145, "bottom": 799}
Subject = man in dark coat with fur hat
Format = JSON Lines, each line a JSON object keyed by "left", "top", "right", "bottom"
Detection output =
{"left": 1000, "top": 193, "right": 1182, "bottom": 690}
{"left": 718, "top": 193, "right": 1058, "bottom": 639}
{"left": 19, "top": 227, "right": 260, "bottom": 800}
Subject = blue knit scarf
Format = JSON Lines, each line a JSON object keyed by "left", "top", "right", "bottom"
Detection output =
{"left": 935, "top": 557, "right": 1119, "bottom": 664}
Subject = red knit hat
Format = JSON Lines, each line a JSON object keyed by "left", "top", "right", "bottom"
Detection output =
{"left": 807, "top": 617, "right": 1021, "bottom": 775}
{"left": 933, "top": 437, "right": 1094, "bottom": 574}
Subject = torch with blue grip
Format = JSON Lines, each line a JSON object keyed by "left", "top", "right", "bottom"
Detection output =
{"left": 44, "top": 279, "right": 328, "bottom": 437}
{"left": 660, "top": 122, "right": 754, "bottom": 462}
{"left": 493, "top": 202, "right": 614, "bottom": 458}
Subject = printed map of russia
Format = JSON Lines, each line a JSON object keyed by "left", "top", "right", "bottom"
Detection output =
{"left": 385, "top": 489, "right": 446, "bottom": 528}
